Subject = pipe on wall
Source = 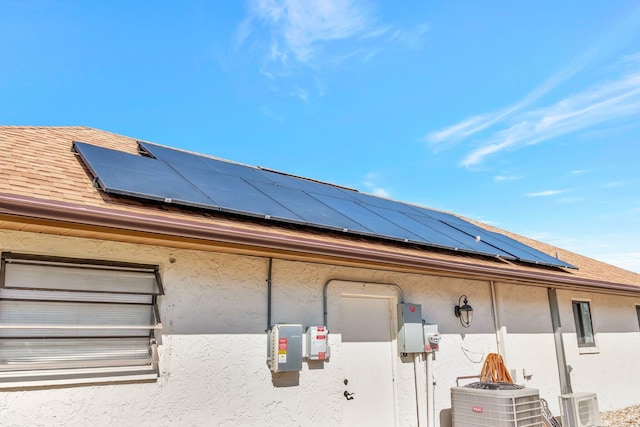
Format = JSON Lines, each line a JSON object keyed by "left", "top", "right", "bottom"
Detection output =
{"left": 490, "top": 281, "right": 507, "bottom": 359}
{"left": 322, "top": 279, "right": 405, "bottom": 327}
{"left": 322, "top": 279, "right": 413, "bottom": 423}
{"left": 425, "top": 352, "right": 436, "bottom": 427}
{"left": 548, "top": 287, "right": 572, "bottom": 395}
{"left": 266, "top": 258, "right": 273, "bottom": 331}
{"left": 414, "top": 352, "right": 427, "bottom": 427}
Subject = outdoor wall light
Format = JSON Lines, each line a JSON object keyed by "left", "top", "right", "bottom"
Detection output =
{"left": 454, "top": 295, "right": 473, "bottom": 328}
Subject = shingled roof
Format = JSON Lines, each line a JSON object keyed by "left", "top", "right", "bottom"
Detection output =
{"left": 1, "top": 126, "right": 639, "bottom": 294}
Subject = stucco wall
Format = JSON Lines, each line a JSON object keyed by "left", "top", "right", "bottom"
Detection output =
{"left": 556, "top": 289, "right": 640, "bottom": 411}
{"left": 494, "top": 283, "right": 564, "bottom": 413}
{"left": 0, "top": 229, "right": 639, "bottom": 426}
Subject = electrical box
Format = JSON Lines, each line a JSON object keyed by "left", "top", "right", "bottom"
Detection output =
{"left": 423, "top": 323, "right": 440, "bottom": 352}
{"left": 268, "top": 324, "right": 303, "bottom": 372}
{"left": 304, "top": 326, "right": 329, "bottom": 361}
{"left": 397, "top": 303, "right": 425, "bottom": 353}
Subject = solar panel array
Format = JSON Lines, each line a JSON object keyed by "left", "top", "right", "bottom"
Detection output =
{"left": 73, "top": 141, "right": 576, "bottom": 269}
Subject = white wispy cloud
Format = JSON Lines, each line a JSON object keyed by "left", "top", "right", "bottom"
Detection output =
{"left": 425, "top": 46, "right": 602, "bottom": 149}
{"left": 242, "top": 0, "right": 384, "bottom": 66}
{"left": 425, "top": 30, "right": 640, "bottom": 168}
{"left": 494, "top": 175, "right": 522, "bottom": 182}
{"left": 237, "top": 0, "right": 428, "bottom": 100}
{"left": 557, "top": 197, "right": 583, "bottom": 204}
{"left": 597, "top": 251, "right": 640, "bottom": 274}
{"left": 363, "top": 172, "right": 390, "bottom": 197}
{"left": 260, "top": 106, "right": 284, "bottom": 122}
{"left": 388, "top": 23, "right": 429, "bottom": 50}
{"left": 525, "top": 189, "right": 568, "bottom": 197}
{"left": 601, "top": 180, "right": 629, "bottom": 188}
{"left": 371, "top": 187, "right": 390, "bottom": 197}
{"left": 458, "top": 69, "right": 640, "bottom": 167}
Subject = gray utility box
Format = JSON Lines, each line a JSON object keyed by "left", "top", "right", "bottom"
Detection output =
{"left": 451, "top": 383, "right": 542, "bottom": 427}
{"left": 268, "top": 324, "right": 303, "bottom": 372}
{"left": 397, "top": 303, "right": 425, "bottom": 353}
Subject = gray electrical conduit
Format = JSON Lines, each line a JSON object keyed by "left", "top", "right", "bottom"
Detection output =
{"left": 322, "top": 279, "right": 405, "bottom": 327}
{"left": 322, "top": 279, "right": 416, "bottom": 424}
{"left": 266, "top": 258, "right": 273, "bottom": 331}
{"left": 490, "top": 281, "right": 504, "bottom": 357}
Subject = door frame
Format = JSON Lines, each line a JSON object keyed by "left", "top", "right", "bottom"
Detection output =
{"left": 326, "top": 281, "right": 401, "bottom": 426}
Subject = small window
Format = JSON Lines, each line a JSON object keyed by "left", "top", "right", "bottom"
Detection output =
{"left": 572, "top": 300, "right": 595, "bottom": 347}
{"left": 0, "top": 252, "right": 163, "bottom": 389}
{"left": 636, "top": 305, "right": 640, "bottom": 330}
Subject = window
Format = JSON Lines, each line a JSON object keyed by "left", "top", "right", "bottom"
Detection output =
{"left": 0, "top": 252, "right": 163, "bottom": 388}
{"left": 572, "top": 300, "right": 595, "bottom": 347}
{"left": 636, "top": 305, "right": 640, "bottom": 330}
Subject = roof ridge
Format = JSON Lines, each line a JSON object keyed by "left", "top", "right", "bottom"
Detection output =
{"left": 0, "top": 125, "right": 93, "bottom": 129}
{"left": 0, "top": 126, "right": 148, "bottom": 143}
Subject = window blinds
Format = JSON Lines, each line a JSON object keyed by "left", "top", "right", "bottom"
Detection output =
{"left": 0, "top": 253, "right": 162, "bottom": 386}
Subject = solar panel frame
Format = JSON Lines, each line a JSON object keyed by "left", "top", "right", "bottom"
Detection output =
{"left": 256, "top": 168, "right": 360, "bottom": 200}
{"left": 139, "top": 141, "right": 272, "bottom": 183}
{"left": 73, "top": 142, "right": 219, "bottom": 210}
{"left": 167, "top": 163, "right": 306, "bottom": 222}
{"left": 247, "top": 180, "right": 368, "bottom": 231}
{"left": 402, "top": 205, "right": 574, "bottom": 266}
{"left": 309, "top": 194, "right": 425, "bottom": 241}
{"left": 363, "top": 205, "right": 513, "bottom": 257}
{"left": 75, "top": 141, "right": 576, "bottom": 270}
{"left": 402, "top": 211, "right": 516, "bottom": 258}
{"left": 347, "top": 191, "right": 427, "bottom": 215}
{"left": 440, "top": 220, "right": 576, "bottom": 268}
{"left": 410, "top": 206, "right": 472, "bottom": 226}
{"left": 138, "top": 141, "right": 212, "bottom": 170}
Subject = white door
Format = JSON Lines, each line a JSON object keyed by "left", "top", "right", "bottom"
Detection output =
{"left": 340, "top": 295, "right": 396, "bottom": 426}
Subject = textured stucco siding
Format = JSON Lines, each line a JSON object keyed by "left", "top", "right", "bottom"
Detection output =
{"left": 557, "top": 289, "right": 640, "bottom": 411}
{"left": 0, "top": 229, "right": 639, "bottom": 426}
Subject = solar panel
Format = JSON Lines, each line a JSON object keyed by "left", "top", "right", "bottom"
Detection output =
{"left": 402, "top": 211, "right": 516, "bottom": 258}
{"left": 406, "top": 206, "right": 575, "bottom": 267}
{"left": 490, "top": 232, "right": 575, "bottom": 268}
{"left": 141, "top": 141, "right": 358, "bottom": 199}
{"left": 138, "top": 141, "right": 212, "bottom": 169}
{"left": 310, "top": 194, "right": 425, "bottom": 241}
{"left": 167, "top": 163, "right": 304, "bottom": 221}
{"left": 74, "top": 141, "right": 576, "bottom": 269}
{"left": 139, "top": 142, "right": 271, "bottom": 183}
{"left": 247, "top": 180, "right": 367, "bottom": 231}
{"left": 411, "top": 206, "right": 471, "bottom": 226}
{"left": 256, "top": 168, "right": 358, "bottom": 199}
{"left": 73, "top": 142, "right": 217, "bottom": 209}
{"left": 363, "top": 206, "right": 510, "bottom": 257}
{"left": 348, "top": 191, "right": 425, "bottom": 214}
{"left": 444, "top": 221, "right": 575, "bottom": 268}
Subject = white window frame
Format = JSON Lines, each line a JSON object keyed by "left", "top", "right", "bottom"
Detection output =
{"left": 571, "top": 299, "right": 598, "bottom": 354}
{"left": 0, "top": 252, "right": 163, "bottom": 389}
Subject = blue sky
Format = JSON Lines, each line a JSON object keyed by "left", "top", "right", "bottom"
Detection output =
{"left": 2, "top": 1, "right": 640, "bottom": 273}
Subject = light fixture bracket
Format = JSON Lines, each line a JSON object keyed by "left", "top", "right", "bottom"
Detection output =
{"left": 454, "top": 295, "right": 473, "bottom": 328}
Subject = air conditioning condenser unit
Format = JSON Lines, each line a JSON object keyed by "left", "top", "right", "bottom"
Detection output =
{"left": 451, "top": 383, "right": 542, "bottom": 427}
{"left": 558, "top": 392, "right": 601, "bottom": 427}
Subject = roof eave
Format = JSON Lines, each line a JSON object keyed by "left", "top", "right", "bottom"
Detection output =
{"left": 1, "top": 192, "right": 639, "bottom": 295}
